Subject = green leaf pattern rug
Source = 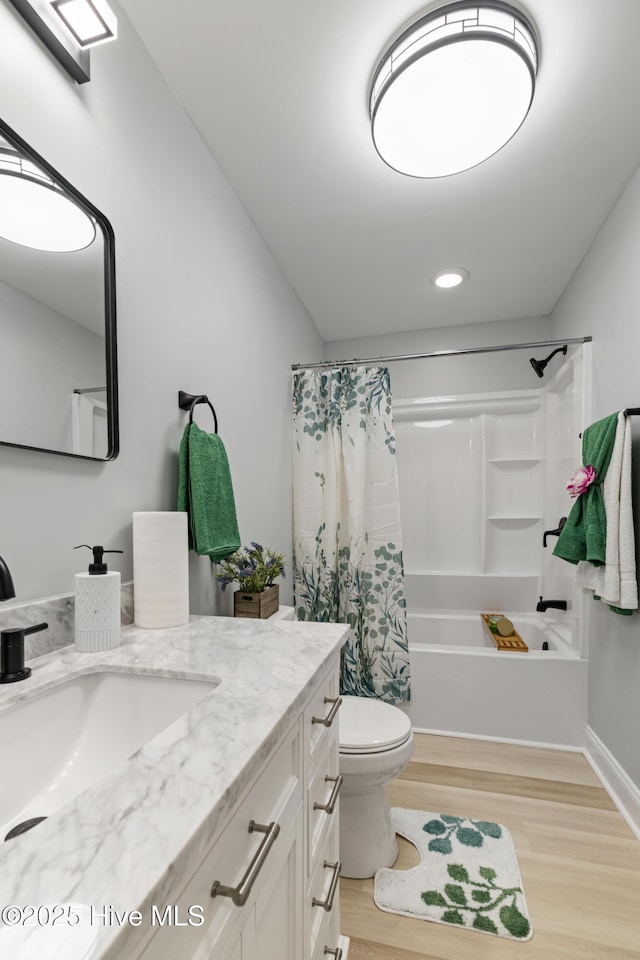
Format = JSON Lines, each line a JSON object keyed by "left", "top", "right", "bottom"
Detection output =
{"left": 374, "top": 808, "right": 533, "bottom": 941}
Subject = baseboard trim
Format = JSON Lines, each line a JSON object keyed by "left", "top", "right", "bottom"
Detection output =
{"left": 584, "top": 726, "right": 640, "bottom": 842}
{"left": 411, "top": 725, "right": 584, "bottom": 753}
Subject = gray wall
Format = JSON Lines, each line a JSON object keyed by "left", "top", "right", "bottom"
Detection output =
{"left": 0, "top": 2, "right": 322, "bottom": 611}
{"left": 551, "top": 162, "right": 640, "bottom": 790}
{"left": 325, "top": 315, "right": 551, "bottom": 398}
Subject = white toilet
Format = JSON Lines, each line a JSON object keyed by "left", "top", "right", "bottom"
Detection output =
{"left": 338, "top": 695, "right": 414, "bottom": 878}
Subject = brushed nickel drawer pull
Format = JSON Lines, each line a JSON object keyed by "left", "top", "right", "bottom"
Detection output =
{"left": 312, "top": 696, "right": 342, "bottom": 727}
{"left": 313, "top": 774, "right": 343, "bottom": 815}
{"left": 324, "top": 948, "right": 343, "bottom": 959}
{"left": 210, "top": 820, "right": 280, "bottom": 906}
{"left": 312, "top": 860, "right": 341, "bottom": 912}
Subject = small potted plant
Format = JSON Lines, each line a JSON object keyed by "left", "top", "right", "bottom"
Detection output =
{"left": 216, "top": 543, "right": 286, "bottom": 619}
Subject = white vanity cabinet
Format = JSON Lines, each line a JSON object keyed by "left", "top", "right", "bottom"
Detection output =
{"left": 139, "top": 657, "right": 345, "bottom": 960}
{"left": 304, "top": 663, "right": 343, "bottom": 960}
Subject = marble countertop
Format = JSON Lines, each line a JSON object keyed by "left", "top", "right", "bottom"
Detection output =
{"left": 0, "top": 614, "right": 347, "bottom": 960}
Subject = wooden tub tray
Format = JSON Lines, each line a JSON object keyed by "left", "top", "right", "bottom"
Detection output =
{"left": 481, "top": 614, "right": 528, "bottom": 652}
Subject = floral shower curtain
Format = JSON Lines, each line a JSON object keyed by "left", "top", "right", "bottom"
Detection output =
{"left": 292, "top": 365, "right": 410, "bottom": 703}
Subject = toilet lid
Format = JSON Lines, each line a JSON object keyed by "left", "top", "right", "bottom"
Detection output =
{"left": 339, "top": 695, "right": 412, "bottom": 754}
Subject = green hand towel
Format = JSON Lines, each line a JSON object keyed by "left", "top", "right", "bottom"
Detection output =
{"left": 553, "top": 412, "right": 619, "bottom": 565}
{"left": 177, "top": 422, "right": 241, "bottom": 563}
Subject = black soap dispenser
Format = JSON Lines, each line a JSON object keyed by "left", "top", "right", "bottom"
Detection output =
{"left": 74, "top": 544, "right": 123, "bottom": 652}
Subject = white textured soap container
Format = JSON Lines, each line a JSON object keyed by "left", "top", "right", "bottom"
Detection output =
{"left": 75, "top": 571, "right": 121, "bottom": 652}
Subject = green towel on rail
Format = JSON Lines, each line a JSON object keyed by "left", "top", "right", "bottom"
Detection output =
{"left": 177, "top": 422, "right": 241, "bottom": 563}
{"left": 553, "top": 412, "right": 619, "bottom": 566}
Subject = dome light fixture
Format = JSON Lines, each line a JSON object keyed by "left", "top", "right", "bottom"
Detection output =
{"left": 432, "top": 268, "right": 469, "bottom": 288}
{"left": 370, "top": 1, "right": 538, "bottom": 178}
{"left": 0, "top": 149, "right": 96, "bottom": 252}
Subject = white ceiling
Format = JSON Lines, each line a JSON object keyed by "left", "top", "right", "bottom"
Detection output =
{"left": 120, "top": 0, "right": 640, "bottom": 343}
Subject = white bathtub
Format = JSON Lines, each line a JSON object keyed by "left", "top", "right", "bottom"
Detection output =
{"left": 407, "top": 612, "right": 588, "bottom": 747}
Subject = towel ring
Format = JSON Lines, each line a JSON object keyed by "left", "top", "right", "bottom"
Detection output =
{"left": 178, "top": 390, "right": 218, "bottom": 433}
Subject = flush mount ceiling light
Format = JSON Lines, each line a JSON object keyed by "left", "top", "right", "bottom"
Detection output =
{"left": 6, "top": 0, "right": 117, "bottom": 83}
{"left": 432, "top": 268, "right": 469, "bottom": 288}
{"left": 0, "top": 149, "right": 96, "bottom": 252}
{"left": 370, "top": 1, "right": 538, "bottom": 178}
{"left": 50, "top": 0, "right": 117, "bottom": 48}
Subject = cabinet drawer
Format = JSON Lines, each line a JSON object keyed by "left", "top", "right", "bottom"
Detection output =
{"left": 308, "top": 821, "right": 340, "bottom": 957}
{"left": 304, "top": 666, "right": 340, "bottom": 769}
{"left": 312, "top": 911, "right": 342, "bottom": 960}
{"left": 307, "top": 734, "right": 340, "bottom": 875}
{"left": 142, "top": 723, "right": 301, "bottom": 960}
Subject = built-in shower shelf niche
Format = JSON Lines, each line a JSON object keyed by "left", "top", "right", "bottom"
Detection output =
{"left": 483, "top": 401, "right": 543, "bottom": 575}
{"left": 486, "top": 464, "right": 542, "bottom": 521}
{"left": 487, "top": 515, "right": 541, "bottom": 521}
{"left": 487, "top": 458, "right": 541, "bottom": 464}
{"left": 485, "top": 517, "right": 542, "bottom": 575}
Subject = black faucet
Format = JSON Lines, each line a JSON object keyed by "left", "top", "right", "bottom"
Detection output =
{"left": 0, "top": 554, "right": 16, "bottom": 601}
{"left": 0, "top": 623, "right": 48, "bottom": 683}
{"left": 0, "top": 555, "right": 48, "bottom": 682}
{"left": 543, "top": 517, "right": 567, "bottom": 548}
{"left": 536, "top": 597, "right": 567, "bottom": 612}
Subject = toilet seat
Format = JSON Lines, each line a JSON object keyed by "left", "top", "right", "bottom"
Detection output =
{"left": 339, "top": 695, "right": 412, "bottom": 754}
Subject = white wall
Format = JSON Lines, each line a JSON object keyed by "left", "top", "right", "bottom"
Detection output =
{"left": 551, "top": 162, "right": 640, "bottom": 790}
{"left": 0, "top": 2, "right": 322, "bottom": 611}
{"left": 325, "top": 315, "right": 551, "bottom": 399}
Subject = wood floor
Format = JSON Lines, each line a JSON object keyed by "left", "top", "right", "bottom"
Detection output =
{"left": 340, "top": 733, "right": 640, "bottom": 959}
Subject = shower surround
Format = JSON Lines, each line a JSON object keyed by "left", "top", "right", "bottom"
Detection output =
{"left": 393, "top": 347, "right": 589, "bottom": 746}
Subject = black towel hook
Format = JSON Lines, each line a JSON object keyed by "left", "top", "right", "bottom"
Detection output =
{"left": 178, "top": 391, "right": 218, "bottom": 433}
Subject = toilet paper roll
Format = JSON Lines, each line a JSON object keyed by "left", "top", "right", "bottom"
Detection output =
{"left": 133, "top": 512, "right": 189, "bottom": 628}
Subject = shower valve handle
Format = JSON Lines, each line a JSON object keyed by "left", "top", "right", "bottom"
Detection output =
{"left": 543, "top": 516, "right": 567, "bottom": 547}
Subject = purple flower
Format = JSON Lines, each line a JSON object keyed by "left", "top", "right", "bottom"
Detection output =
{"left": 567, "top": 464, "right": 596, "bottom": 498}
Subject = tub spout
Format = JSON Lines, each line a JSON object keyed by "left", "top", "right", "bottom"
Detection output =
{"left": 536, "top": 597, "right": 567, "bottom": 612}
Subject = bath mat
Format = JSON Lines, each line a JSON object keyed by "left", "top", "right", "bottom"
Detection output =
{"left": 374, "top": 808, "right": 532, "bottom": 941}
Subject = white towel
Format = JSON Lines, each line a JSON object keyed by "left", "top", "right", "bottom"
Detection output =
{"left": 577, "top": 412, "right": 637, "bottom": 610}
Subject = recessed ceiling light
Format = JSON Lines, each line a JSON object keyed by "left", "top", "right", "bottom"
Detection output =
{"left": 432, "top": 268, "right": 469, "bottom": 288}
{"left": 370, "top": 2, "right": 538, "bottom": 178}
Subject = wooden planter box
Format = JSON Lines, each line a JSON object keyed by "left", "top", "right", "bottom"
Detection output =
{"left": 234, "top": 584, "right": 279, "bottom": 619}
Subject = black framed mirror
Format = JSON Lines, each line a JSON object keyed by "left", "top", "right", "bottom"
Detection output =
{"left": 0, "top": 118, "right": 118, "bottom": 461}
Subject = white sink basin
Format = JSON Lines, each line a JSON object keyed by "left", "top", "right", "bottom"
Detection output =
{"left": 0, "top": 671, "right": 217, "bottom": 840}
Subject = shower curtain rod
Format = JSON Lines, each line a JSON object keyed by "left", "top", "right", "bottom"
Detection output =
{"left": 291, "top": 336, "right": 592, "bottom": 371}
